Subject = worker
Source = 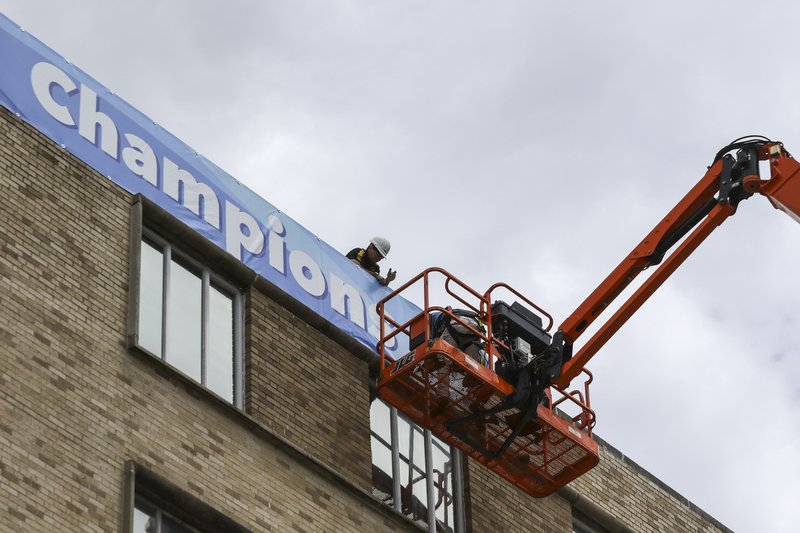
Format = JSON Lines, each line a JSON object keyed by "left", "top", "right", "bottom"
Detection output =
{"left": 347, "top": 237, "right": 397, "bottom": 286}
{"left": 431, "top": 308, "right": 489, "bottom": 366}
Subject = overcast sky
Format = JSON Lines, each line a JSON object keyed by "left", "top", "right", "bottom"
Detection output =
{"left": 4, "top": 2, "right": 800, "bottom": 532}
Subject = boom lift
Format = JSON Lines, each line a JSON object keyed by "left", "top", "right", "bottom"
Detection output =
{"left": 376, "top": 136, "right": 800, "bottom": 498}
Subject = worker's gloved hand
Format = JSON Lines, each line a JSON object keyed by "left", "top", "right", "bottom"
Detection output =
{"left": 380, "top": 269, "right": 397, "bottom": 286}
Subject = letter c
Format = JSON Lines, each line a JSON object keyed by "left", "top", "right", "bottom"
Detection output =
{"left": 31, "top": 62, "right": 77, "bottom": 126}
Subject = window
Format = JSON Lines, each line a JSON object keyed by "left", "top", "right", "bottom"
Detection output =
{"left": 370, "top": 398, "right": 465, "bottom": 533}
{"left": 124, "top": 461, "right": 250, "bottom": 533}
{"left": 136, "top": 228, "right": 244, "bottom": 407}
{"left": 134, "top": 497, "right": 200, "bottom": 533}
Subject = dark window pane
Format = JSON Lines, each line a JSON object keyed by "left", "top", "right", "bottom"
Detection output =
{"left": 161, "top": 514, "right": 198, "bottom": 533}
{"left": 166, "top": 260, "right": 202, "bottom": 381}
{"left": 139, "top": 241, "right": 164, "bottom": 356}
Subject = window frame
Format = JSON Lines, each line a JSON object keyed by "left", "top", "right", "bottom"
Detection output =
{"left": 370, "top": 398, "right": 466, "bottom": 533}
{"left": 134, "top": 495, "right": 202, "bottom": 533}
{"left": 123, "top": 460, "right": 251, "bottom": 533}
{"left": 127, "top": 196, "right": 247, "bottom": 409}
{"left": 140, "top": 228, "right": 244, "bottom": 406}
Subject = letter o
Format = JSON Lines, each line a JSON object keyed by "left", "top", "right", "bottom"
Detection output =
{"left": 289, "top": 250, "right": 326, "bottom": 297}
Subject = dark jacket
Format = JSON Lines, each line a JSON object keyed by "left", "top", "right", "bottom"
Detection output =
{"left": 346, "top": 247, "right": 380, "bottom": 275}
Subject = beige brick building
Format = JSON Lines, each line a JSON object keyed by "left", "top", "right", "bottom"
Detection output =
{"left": 0, "top": 101, "right": 732, "bottom": 532}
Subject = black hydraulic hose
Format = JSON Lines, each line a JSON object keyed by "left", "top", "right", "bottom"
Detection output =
{"left": 646, "top": 197, "right": 718, "bottom": 266}
{"left": 712, "top": 135, "right": 772, "bottom": 164}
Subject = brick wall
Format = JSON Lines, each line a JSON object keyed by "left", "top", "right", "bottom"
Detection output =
{"left": 568, "top": 438, "right": 731, "bottom": 532}
{"left": 246, "top": 289, "right": 373, "bottom": 492}
{"left": 466, "top": 462, "right": 571, "bottom": 532}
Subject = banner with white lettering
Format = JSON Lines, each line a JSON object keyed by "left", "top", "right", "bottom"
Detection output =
{"left": 0, "top": 13, "right": 415, "bottom": 356}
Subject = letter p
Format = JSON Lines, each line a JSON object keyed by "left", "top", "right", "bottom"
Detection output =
{"left": 225, "top": 200, "right": 264, "bottom": 259}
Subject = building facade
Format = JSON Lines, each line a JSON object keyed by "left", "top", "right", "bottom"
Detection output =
{"left": 0, "top": 102, "right": 733, "bottom": 532}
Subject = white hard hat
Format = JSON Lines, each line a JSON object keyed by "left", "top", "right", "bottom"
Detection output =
{"left": 370, "top": 236, "right": 391, "bottom": 258}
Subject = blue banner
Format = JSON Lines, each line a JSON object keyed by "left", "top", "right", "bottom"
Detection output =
{"left": 0, "top": 13, "right": 416, "bottom": 355}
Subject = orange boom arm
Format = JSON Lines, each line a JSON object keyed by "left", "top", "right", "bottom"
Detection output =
{"left": 555, "top": 138, "right": 800, "bottom": 388}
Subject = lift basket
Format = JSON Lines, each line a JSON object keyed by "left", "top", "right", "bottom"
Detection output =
{"left": 377, "top": 268, "right": 599, "bottom": 498}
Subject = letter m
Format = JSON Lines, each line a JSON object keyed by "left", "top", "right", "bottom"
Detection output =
{"left": 163, "top": 158, "right": 221, "bottom": 229}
